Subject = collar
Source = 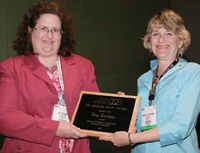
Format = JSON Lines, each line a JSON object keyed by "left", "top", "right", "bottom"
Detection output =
{"left": 150, "top": 57, "right": 187, "bottom": 71}
{"left": 26, "top": 54, "right": 76, "bottom": 69}
{"left": 25, "top": 54, "right": 76, "bottom": 89}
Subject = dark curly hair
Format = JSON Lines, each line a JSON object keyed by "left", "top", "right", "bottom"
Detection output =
{"left": 13, "top": 2, "right": 75, "bottom": 56}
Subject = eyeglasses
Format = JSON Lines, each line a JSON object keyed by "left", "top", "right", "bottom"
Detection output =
{"left": 34, "top": 26, "right": 63, "bottom": 36}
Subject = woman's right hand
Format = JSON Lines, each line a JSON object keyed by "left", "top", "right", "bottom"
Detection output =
{"left": 99, "top": 131, "right": 130, "bottom": 147}
{"left": 117, "top": 91, "right": 125, "bottom": 96}
{"left": 56, "top": 122, "right": 87, "bottom": 139}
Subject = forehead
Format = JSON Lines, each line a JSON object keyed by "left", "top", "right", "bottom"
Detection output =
{"left": 36, "top": 14, "right": 61, "bottom": 28}
{"left": 151, "top": 24, "right": 174, "bottom": 32}
{"left": 152, "top": 25, "right": 163, "bottom": 30}
{"left": 152, "top": 24, "right": 169, "bottom": 31}
{"left": 149, "top": 20, "right": 175, "bottom": 32}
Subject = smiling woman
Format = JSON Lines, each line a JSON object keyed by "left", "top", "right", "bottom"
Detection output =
{"left": 0, "top": 2, "right": 99, "bottom": 153}
{"left": 150, "top": 27, "right": 183, "bottom": 63}
{"left": 100, "top": 9, "right": 200, "bottom": 153}
{"left": 29, "top": 14, "right": 62, "bottom": 68}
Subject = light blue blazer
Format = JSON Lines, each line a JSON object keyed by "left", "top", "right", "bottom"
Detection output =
{"left": 132, "top": 58, "right": 200, "bottom": 153}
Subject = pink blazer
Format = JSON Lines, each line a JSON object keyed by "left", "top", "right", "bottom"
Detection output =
{"left": 0, "top": 54, "right": 99, "bottom": 153}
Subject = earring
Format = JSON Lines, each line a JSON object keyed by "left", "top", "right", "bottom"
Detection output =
{"left": 177, "top": 48, "right": 183, "bottom": 57}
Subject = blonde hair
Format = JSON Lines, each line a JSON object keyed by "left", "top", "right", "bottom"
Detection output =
{"left": 143, "top": 9, "right": 191, "bottom": 56}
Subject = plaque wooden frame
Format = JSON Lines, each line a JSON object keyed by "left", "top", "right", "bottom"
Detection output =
{"left": 71, "top": 91, "right": 141, "bottom": 137}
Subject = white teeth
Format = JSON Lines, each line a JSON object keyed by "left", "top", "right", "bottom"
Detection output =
{"left": 43, "top": 40, "right": 53, "bottom": 44}
{"left": 157, "top": 45, "right": 168, "bottom": 49}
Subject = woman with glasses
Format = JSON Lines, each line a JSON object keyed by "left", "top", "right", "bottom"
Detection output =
{"left": 100, "top": 9, "right": 200, "bottom": 153}
{"left": 0, "top": 2, "right": 99, "bottom": 153}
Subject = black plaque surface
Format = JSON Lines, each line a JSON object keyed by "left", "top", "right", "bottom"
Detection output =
{"left": 71, "top": 91, "right": 140, "bottom": 137}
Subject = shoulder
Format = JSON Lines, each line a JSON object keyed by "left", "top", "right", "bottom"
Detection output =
{"left": 174, "top": 62, "right": 200, "bottom": 89}
{"left": 184, "top": 62, "right": 200, "bottom": 70}
{"left": 178, "top": 58, "right": 200, "bottom": 71}
{"left": 61, "top": 53, "right": 94, "bottom": 67}
{"left": 137, "top": 70, "right": 152, "bottom": 83}
{"left": 62, "top": 53, "right": 92, "bottom": 64}
{"left": 179, "top": 62, "right": 200, "bottom": 76}
{"left": 61, "top": 53, "right": 95, "bottom": 72}
{"left": 71, "top": 53, "right": 92, "bottom": 64}
{"left": 136, "top": 69, "right": 152, "bottom": 92}
{"left": 0, "top": 56, "right": 28, "bottom": 79}
{"left": 0, "top": 55, "right": 27, "bottom": 71}
{"left": 1, "top": 55, "right": 26, "bottom": 64}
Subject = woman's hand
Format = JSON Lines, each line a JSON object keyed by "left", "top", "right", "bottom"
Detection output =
{"left": 117, "top": 91, "right": 125, "bottom": 96}
{"left": 99, "top": 91, "right": 137, "bottom": 147}
{"left": 99, "top": 127, "right": 137, "bottom": 147}
{"left": 56, "top": 121, "right": 87, "bottom": 139}
{"left": 99, "top": 131, "right": 130, "bottom": 147}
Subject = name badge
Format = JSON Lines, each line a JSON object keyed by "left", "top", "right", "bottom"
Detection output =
{"left": 141, "top": 105, "right": 157, "bottom": 131}
{"left": 52, "top": 104, "right": 69, "bottom": 122}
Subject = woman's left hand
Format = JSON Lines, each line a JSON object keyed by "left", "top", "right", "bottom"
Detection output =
{"left": 99, "top": 131, "right": 130, "bottom": 147}
{"left": 56, "top": 121, "right": 87, "bottom": 139}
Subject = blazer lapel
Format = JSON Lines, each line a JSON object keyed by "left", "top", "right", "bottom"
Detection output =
{"left": 27, "top": 55, "right": 55, "bottom": 87}
{"left": 60, "top": 55, "right": 77, "bottom": 106}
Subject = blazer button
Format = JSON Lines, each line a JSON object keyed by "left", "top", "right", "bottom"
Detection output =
{"left": 17, "top": 145, "right": 21, "bottom": 150}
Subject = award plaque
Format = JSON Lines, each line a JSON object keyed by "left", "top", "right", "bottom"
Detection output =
{"left": 71, "top": 91, "right": 141, "bottom": 137}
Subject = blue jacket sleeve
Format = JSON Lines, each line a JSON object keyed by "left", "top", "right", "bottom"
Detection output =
{"left": 159, "top": 65, "right": 200, "bottom": 147}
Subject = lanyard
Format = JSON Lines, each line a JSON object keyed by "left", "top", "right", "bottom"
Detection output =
{"left": 57, "top": 56, "right": 66, "bottom": 106}
{"left": 148, "top": 58, "right": 179, "bottom": 106}
{"left": 57, "top": 56, "right": 73, "bottom": 153}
